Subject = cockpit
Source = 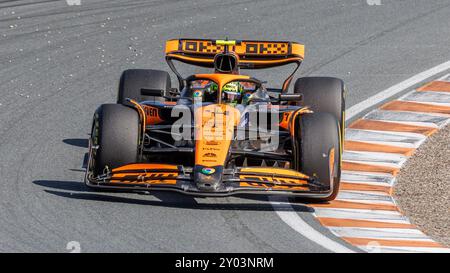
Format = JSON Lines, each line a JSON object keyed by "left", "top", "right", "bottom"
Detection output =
{"left": 180, "top": 76, "right": 269, "bottom": 106}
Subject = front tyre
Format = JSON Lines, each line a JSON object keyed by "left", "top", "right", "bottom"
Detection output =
{"left": 295, "top": 112, "right": 341, "bottom": 201}
{"left": 90, "top": 104, "right": 140, "bottom": 176}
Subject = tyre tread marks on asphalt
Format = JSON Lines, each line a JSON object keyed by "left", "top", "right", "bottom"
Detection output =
{"left": 311, "top": 75, "right": 450, "bottom": 253}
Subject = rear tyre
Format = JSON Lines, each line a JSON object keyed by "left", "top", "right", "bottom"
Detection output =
{"left": 118, "top": 69, "right": 171, "bottom": 106}
{"left": 91, "top": 104, "right": 140, "bottom": 176}
{"left": 294, "top": 77, "right": 345, "bottom": 136}
{"left": 295, "top": 112, "right": 341, "bottom": 202}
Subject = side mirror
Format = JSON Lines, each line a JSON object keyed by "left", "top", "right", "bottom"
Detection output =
{"left": 141, "top": 88, "right": 164, "bottom": 97}
{"left": 278, "top": 93, "right": 303, "bottom": 102}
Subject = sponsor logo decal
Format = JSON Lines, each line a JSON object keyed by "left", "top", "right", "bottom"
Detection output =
{"left": 145, "top": 107, "right": 158, "bottom": 117}
{"left": 193, "top": 90, "right": 203, "bottom": 97}
{"left": 201, "top": 167, "right": 216, "bottom": 175}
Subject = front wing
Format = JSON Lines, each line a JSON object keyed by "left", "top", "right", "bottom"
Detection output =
{"left": 85, "top": 163, "right": 333, "bottom": 198}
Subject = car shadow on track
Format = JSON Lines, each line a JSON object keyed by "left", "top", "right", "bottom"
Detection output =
{"left": 32, "top": 180, "right": 313, "bottom": 212}
{"left": 63, "top": 138, "right": 89, "bottom": 148}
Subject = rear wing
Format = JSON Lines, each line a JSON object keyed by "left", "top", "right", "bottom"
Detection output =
{"left": 165, "top": 39, "right": 304, "bottom": 69}
{"left": 165, "top": 39, "right": 305, "bottom": 91}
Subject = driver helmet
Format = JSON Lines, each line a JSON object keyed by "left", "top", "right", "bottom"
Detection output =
{"left": 222, "top": 82, "right": 244, "bottom": 106}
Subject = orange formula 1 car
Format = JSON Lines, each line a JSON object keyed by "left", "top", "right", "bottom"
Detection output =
{"left": 85, "top": 39, "right": 345, "bottom": 201}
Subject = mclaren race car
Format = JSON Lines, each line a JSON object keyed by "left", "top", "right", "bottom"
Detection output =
{"left": 85, "top": 39, "right": 345, "bottom": 201}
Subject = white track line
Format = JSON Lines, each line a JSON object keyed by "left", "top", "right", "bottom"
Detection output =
{"left": 269, "top": 196, "right": 354, "bottom": 253}
{"left": 328, "top": 227, "right": 429, "bottom": 240}
{"left": 313, "top": 208, "right": 405, "bottom": 221}
{"left": 365, "top": 110, "right": 448, "bottom": 127}
{"left": 271, "top": 61, "right": 450, "bottom": 253}
{"left": 358, "top": 246, "right": 450, "bottom": 253}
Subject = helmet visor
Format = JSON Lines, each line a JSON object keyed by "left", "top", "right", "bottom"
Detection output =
{"left": 222, "top": 91, "right": 242, "bottom": 104}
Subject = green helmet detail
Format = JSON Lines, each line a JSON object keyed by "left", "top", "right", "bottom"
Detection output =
{"left": 222, "top": 82, "right": 244, "bottom": 106}
{"left": 210, "top": 82, "right": 218, "bottom": 92}
{"left": 222, "top": 82, "right": 242, "bottom": 93}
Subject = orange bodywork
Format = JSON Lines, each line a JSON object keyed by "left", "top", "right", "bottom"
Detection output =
{"left": 194, "top": 104, "right": 241, "bottom": 167}
{"left": 278, "top": 107, "right": 313, "bottom": 136}
{"left": 239, "top": 167, "right": 310, "bottom": 190}
{"left": 143, "top": 105, "right": 164, "bottom": 125}
{"left": 110, "top": 164, "right": 178, "bottom": 185}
